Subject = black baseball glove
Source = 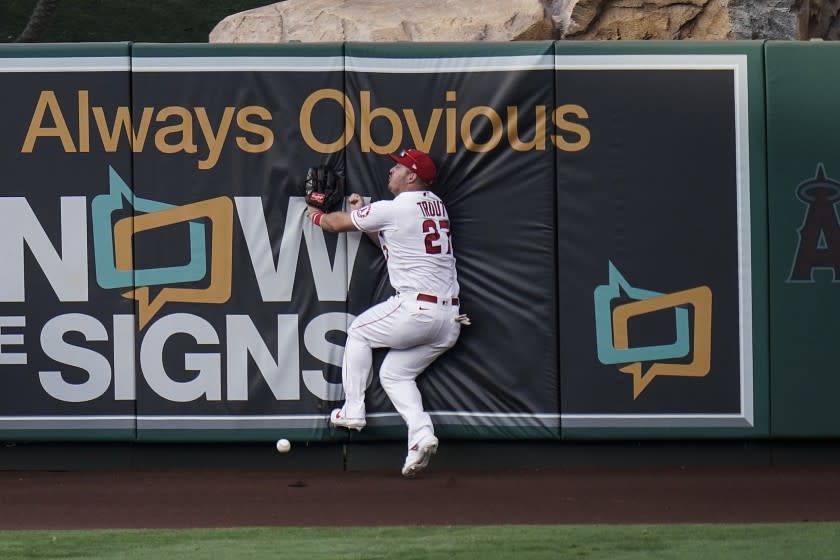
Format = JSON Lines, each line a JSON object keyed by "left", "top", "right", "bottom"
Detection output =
{"left": 304, "top": 165, "right": 344, "bottom": 213}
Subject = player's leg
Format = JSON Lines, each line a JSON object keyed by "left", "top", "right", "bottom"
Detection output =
{"left": 383, "top": 303, "right": 463, "bottom": 475}
{"left": 380, "top": 341, "right": 459, "bottom": 477}
{"left": 336, "top": 324, "right": 374, "bottom": 421}
{"left": 380, "top": 302, "right": 463, "bottom": 442}
{"left": 379, "top": 345, "right": 443, "bottom": 445}
{"left": 332, "top": 297, "right": 405, "bottom": 428}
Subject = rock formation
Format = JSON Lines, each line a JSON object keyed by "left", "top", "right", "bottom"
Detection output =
{"left": 210, "top": 0, "right": 552, "bottom": 43}
{"left": 209, "top": 0, "right": 840, "bottom": 43}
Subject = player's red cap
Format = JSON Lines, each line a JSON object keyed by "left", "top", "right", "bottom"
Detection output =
{"left": 389, "top": 148, "right": 437, "bottom": 184}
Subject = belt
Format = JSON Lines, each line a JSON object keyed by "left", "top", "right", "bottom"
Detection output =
{"left": 417, "top": 293, "right": 459, "bottom": 306}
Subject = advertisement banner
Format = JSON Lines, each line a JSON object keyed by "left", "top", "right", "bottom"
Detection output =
{"left": 0, "top": 41, "right": 771, "bottom": 442}
{"left": 344, "top": 43, "right": 560, "bottom": 439}
{"left": 554, "top": 42, "right": 768, "bottom": 435}
{"left": 126, "top": 44, "right": 349, "bottom": 440}
{"left": 120, "top": 43, "right": 559, "bottom": 441}
{"left": 0, "top": 44, "right": 135, "bottom": 439}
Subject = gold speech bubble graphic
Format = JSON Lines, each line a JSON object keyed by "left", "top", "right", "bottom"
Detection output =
{"left": 113, "top": 196, "right": 233, "bottom": 329}
{"left": 611, "top": 286, "right": 712, "bottom": 399}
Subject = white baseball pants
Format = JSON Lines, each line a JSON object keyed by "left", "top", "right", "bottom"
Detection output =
{"left": 340, "top": 292, "right": 462, "bottom": 449}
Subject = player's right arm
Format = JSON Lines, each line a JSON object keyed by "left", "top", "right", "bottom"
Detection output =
{"left": 349, "top": 194, "right": 380, "bottom": 246}
{"left": 306, "top": 193, "right": 364, "bottom": 233}
{"left": 307, "top": 195, "right": 380, "bottom": 247}
{"left": 307, "top": 206, "right": 356, "bottom": 232}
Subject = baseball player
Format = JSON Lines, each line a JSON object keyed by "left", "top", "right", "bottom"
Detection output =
{"left": 306, "top": 148, "right": 468, "bottom": 477}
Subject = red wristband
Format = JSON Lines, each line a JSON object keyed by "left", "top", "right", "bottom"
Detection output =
{"left": 311, "top": 212, "right": 324, "bottom": 227}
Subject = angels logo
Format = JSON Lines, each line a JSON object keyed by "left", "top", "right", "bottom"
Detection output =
{"left": 788, "top": 163, "right": 840, "bottom": 283}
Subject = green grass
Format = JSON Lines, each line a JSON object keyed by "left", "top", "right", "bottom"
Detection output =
{"left": 1, "top": 0, "right": 277, "bottom": 43}
{"left": 1, "top": 524, "right": 839, "bottom": 560}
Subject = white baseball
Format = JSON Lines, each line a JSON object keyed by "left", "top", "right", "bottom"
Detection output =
{"left": 275, "top": 438, "right": 291, "bottom": 453}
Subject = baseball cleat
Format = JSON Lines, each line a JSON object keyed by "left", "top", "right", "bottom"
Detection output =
{"left": 401, "top": 435, "right": 439, "bottom": 478}
{"left": 329, "top": 408, "right": 366, "bottom": 431}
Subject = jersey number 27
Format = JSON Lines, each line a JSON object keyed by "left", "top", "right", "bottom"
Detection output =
{"left": 422, "top": 219, "right": 452, "bottom": 255}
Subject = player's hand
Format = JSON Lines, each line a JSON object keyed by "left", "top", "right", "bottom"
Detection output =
{"left": 348, "top": 193, "right": 364, "bottom": 210}
{"left": 306, "top": 205, "right": 324, "bottom": 218}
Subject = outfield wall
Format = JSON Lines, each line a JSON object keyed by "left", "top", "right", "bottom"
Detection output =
{"left": 0, "top": 40, "right": 831, "bottom": 442}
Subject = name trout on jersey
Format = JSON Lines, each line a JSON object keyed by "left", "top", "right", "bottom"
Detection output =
{"left": 417, "top": 199, "right": 446, "bottom": 219}
{"left": 416, "top": 198, "right": 452, "bottom": 256}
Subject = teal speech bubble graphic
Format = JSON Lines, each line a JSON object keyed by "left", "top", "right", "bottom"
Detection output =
{"left": 593, "top": 261, "right": 690, "bottom": 365}
{"left": 92, "top": 166, "right": 207, "bottom": 289}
